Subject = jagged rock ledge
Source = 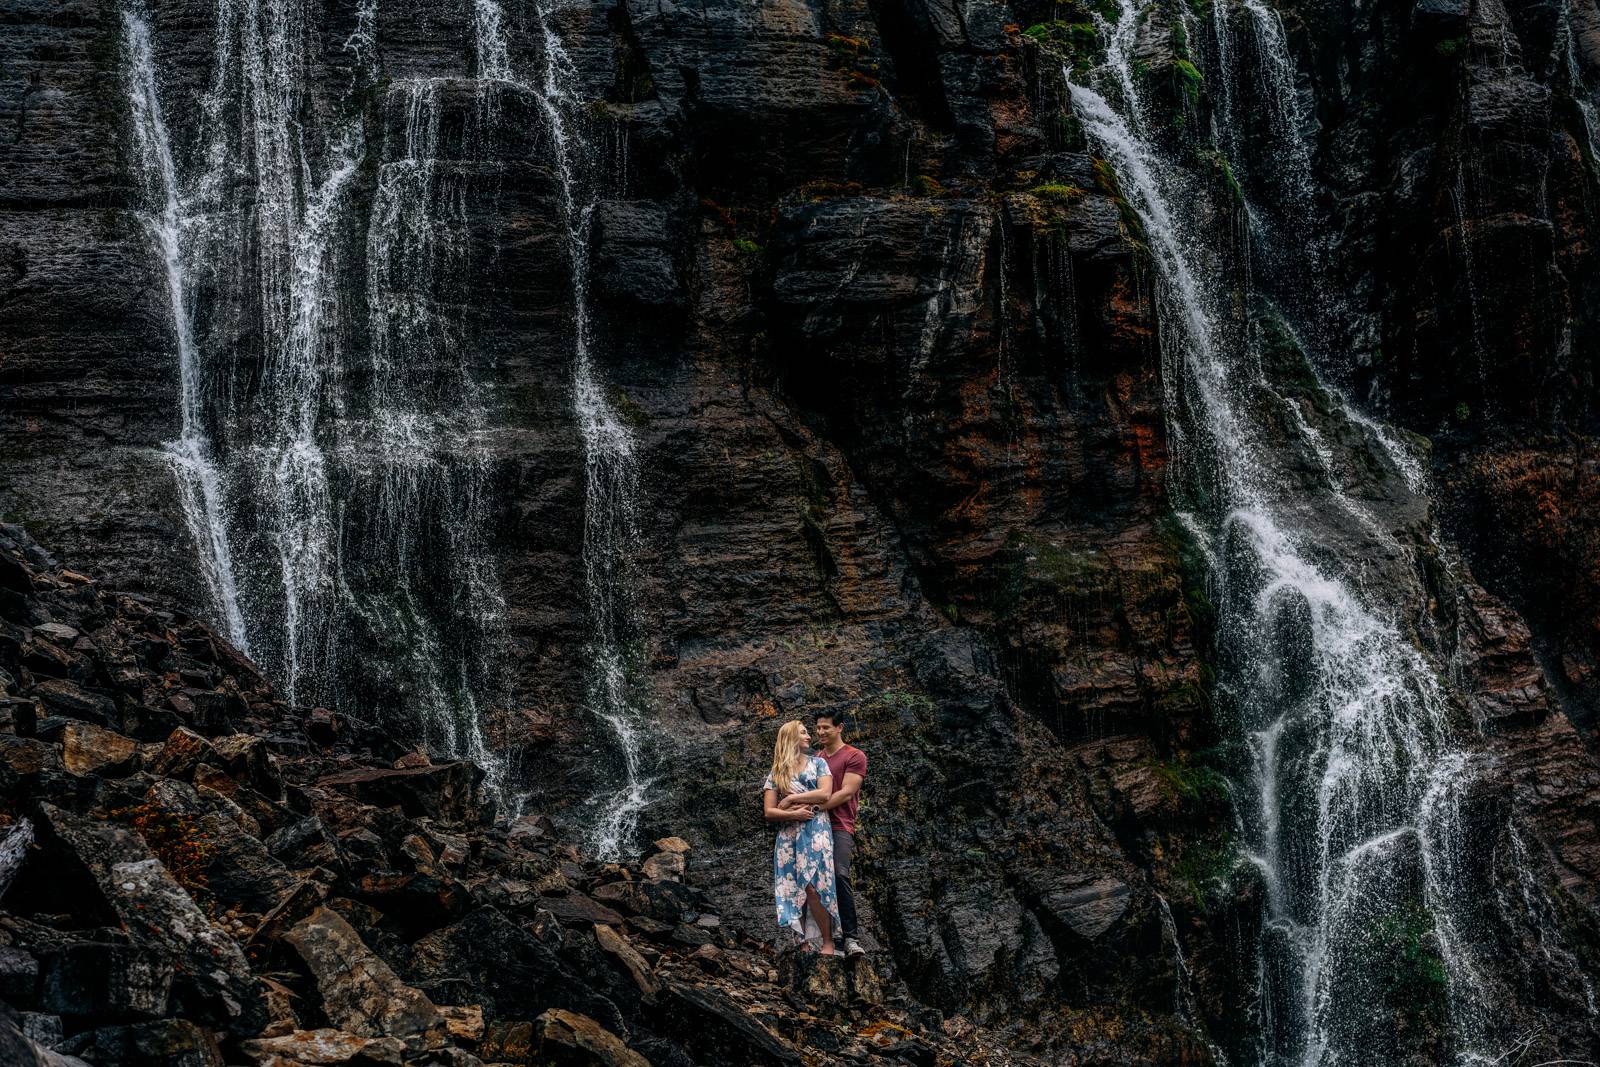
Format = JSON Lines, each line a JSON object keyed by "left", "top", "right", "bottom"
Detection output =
{"left": 0, "top": 523, "right": 1046, "bottom": 1067}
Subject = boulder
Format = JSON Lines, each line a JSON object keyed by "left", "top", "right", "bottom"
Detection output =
{"left": 30, "top": 680, "right": 115, "bottom": 726}
{"left": 639, "top": 851, "right": 684, "bottom": 883}
{"left": 197, "top": 813, "right": 300, "bottom": 912}
{"left": 540, "top": 892, "right": 625, "bottom": 927}
{"left": 37, "top": 943, "right": 171, "bottom": 1021}
{"left": 0, "top": 999, "right": 91, "bottom": 1067}
{"left": 591, "top": 879, "right": 695, "bottom": 924}
{"left": 534, "top": 1009, "right": 649, "bottom": 1067}
{"left": 655, "top": 982, "right": 801, "bottom": 1065}
{"left": 63, "top": 1019, "right": 224, "bottom": 1067}
{"left": 0, "top": 817, "right": 35, "bottom": 898}
{"left": 0, "top": 945, "right": 39, "bottom": 1000}
{"left": 315, "top": 763, "right": 482, "bottom": 825}
{"left": 208, "top": 733, "right": 280, "bottom": 795}
{"left": 650, "top": 837, "right": 690, "bottom": 855}
{"left": 686, "top": 944, "right": 724, "bottom": 974}
{"left": 407, "top": 908, "right": 626, "bottom": 1032}
{"left": 307, "top": 706, "right": 338, "bottom": 744}
{"left": 18, "top": 1013, "right": 62, "bottom": 1048}
{"left": 353, "top": 871, "right": 473, "bottom": 933}
{"left": 479, "top": 1021, "right": 534, "bottom": 1063}
{"left": 32, "top": 623, "right": 78, "bottom": 643}
{"left": 1037, "top": 876, "right": 1133, "bottom": 942}
{"left": 776, "top": 952, "right": 883, "bottom": 1008}
{"left": 38, "top": 805, "right": 264, "bottom": 1034}
{"left": 438, "top": 1005, "right": 485, "bottom": 1043}
{"left": 258, "top": 976, "right": 300, "bottom": 1038}
{"left": 507, "top": 813, "right": 556, "bottom": 849}
{"left": 283, "top": 907, "right": 442, "bottom": 1040}
{"left": 0, "top": 697, "right": 39, "bottom": 736}
{"left": 592, "top": 923, "right": 657, "bottom": 999}
{"left": 240, "top": 1028, "right": 406, "bottom": 1065}
{"left": 61, "top": 722, "right": 136, "bottom": 776}
{"left": 146, "top": 727, "right": 213, "bottom": 778}
{"left": 0, "top": 736, "right": 65, "bottom": 797}
{"left": 267, "top": 816, "right": 342, "bottom": 866}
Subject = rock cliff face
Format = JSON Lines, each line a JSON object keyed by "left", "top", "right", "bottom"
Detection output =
{"left": 2, "top": 0, "right": 1600, "bottom": 1062}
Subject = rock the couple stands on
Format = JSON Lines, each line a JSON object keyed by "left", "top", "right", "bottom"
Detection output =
{"left": 760, "top": 713, "right": 867, "bottom": 957}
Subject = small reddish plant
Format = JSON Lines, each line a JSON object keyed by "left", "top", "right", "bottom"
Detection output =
{"left": 107, "top": 803, "right": 215, "bottom": 896}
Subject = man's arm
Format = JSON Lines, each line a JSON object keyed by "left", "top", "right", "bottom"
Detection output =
{"left": 820, "top": 772, "right": 863, "bottom": 812}
{"left": 781, "top": 775, "right": 832, "bottom": 807}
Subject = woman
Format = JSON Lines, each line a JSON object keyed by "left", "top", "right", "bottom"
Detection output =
{"left": 762, "top": 719, "right": 841, "bottom": 954}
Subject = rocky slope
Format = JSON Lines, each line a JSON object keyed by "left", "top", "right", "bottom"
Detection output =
{"left": 2, "top": 0, "right": 1600, "bottom": 1061}
{"left": 0, "top": 521, "right": 1058, "bottom": 1067}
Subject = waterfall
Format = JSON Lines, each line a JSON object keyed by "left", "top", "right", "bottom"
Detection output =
{"left": 1064, "top": 1, "right": 1548, "bottom": 1059}
{"left": 120, "top": 0, "right": 512, "bottom": 802}
{"left": 358, "top": 73, "right": 511, "bottom": 797}
{"left": 121, "top": 9, "right": 250, "bottom": 652}
{"left": 468, "top": 0, "right": 656, "bottom": 855}
{"left": 1565, "top": 1, "right": 1600, "bottom": 170}
{"left": 529, "top": 0, "right": 657, "bottom": 860}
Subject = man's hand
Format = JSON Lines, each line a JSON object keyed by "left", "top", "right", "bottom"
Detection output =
{"left": 778, "top": 794, "right": 806, "bottom": 809}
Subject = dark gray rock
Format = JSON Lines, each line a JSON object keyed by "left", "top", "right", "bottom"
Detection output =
{"left": 592, "top": 201, "right": 684, "bottom": 309}
{"left": 37, "top": 943, "right": 172, "bottom": 1022}
{"left": 60, "top": 1020, "right": 224, "bottom": 1067}
{"left": 534, "top": 1008, "right": 649, "bottom": 1067}
{"left": 0, "top": 999, "right": 91, "bottom": 1067}
{"left": 407, "top": 907, "right": 626, "bottom": 1030}
{"left": 28, "top": 680, "right": 115, "bottom": 727}
{"left": 315, "top": 763, "right": 483, "bottom": 826}
{"left": 654, "top": 981, "right": 801, "bottom": 1066}
{"left": 0, "top": 945, "right": 39, "bottom": 1001}
{"left": 1037, "top": 876, "right": 1132, "bottom": 942}
{"left": 37, "top": 804, "right": 265, "bottom": 1034}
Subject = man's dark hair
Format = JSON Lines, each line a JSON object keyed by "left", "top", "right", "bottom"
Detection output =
{"left": 815, "top": 710, "right": 850, "bottom": 730}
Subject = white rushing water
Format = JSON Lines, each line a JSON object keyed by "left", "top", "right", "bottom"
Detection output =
{"left": 1566, "top": 0, "right": 1600, "bottom": 170}
{"left": 1066, "top": 2, "right": 1517, "bottom": 1061}
{"left": 121, "top": 9, "right": 250, "bottom": 653}
{"left": 468, "top": 0, "right": 655, "bottom": 854}
{"left": 121, "top": 0, "right": 513, "bottom": 803}
{"left": 531, "top": 0, "right": 657, "bottom": 859}
{"left": 359, "top": 71, "right": 511, "bottom": 797}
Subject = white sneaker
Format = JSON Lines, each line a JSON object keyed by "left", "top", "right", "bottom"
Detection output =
{"left": 844, "top": 938, "right": 866, "bottom": 956}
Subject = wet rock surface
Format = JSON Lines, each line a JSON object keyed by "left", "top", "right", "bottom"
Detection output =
{"left": 5, "top": 0, "right": 1600, "bottom": 1058}
{"left": 0, "top": 524, "right": 1067, "bottom": 1064}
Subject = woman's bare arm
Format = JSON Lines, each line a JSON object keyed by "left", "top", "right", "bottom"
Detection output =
{"left": 764, "top": 787, "right": 815, "bottom": 821}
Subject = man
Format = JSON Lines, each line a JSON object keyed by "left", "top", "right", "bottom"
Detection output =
{"left": 815, "top": 710, "right": 867, "bottom": 956}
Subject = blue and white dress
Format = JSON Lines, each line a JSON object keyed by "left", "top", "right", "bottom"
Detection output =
{"left": 764, "top": 755, "right": 841, "bottom": 939}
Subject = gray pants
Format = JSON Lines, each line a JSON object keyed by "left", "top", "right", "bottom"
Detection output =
{"left": 832, "top": 828, "right": 857, "bottom": 940}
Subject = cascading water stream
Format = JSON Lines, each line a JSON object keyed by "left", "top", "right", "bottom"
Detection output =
{"left": 358, "top": 71, "right": 511, "bottom": 797}
{"left": 121, "top": 9, "right": 250, "bottom": 653}
{"left": 1064, "top": 3, "right": 1532, "bottom": 1060}
{"left": 1564, "top": 0, "right": 1600, "bottom": 169}
{"left": 535, "top": 0, "right": 657, "bottom": 860}
{"left": 120, "top": 0, "right": 513, "bottom": 802}
{"left": 472, "top": 0, "right": 656, "bottom": 856}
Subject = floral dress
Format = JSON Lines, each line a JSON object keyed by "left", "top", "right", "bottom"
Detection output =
{"left": 764, "top": 754, "right": 841, "bottom": 940}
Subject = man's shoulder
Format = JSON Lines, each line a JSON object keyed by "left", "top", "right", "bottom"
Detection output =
{"left": 843, "top": 744, "right": 867, "bottom": 771}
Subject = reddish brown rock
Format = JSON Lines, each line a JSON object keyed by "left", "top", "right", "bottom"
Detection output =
{"left": 533, "top": 1009, "right": 648, "bottom": 1067}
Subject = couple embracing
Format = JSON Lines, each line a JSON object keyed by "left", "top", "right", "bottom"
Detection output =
{"left": 761, "top": 711, "right": 867, "bottom": 956}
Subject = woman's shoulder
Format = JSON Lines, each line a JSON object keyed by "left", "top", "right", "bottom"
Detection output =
{"left": 811, "top": 754, "right": 830, "bottom": 773}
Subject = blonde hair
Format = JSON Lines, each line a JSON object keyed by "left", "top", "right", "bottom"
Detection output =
{"left": 768, "top": 720, "right": 808, "bottom": 795}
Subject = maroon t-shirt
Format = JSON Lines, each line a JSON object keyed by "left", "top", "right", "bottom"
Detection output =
{"left": 822, "top": 744, "right": 867, "bottom": 834}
